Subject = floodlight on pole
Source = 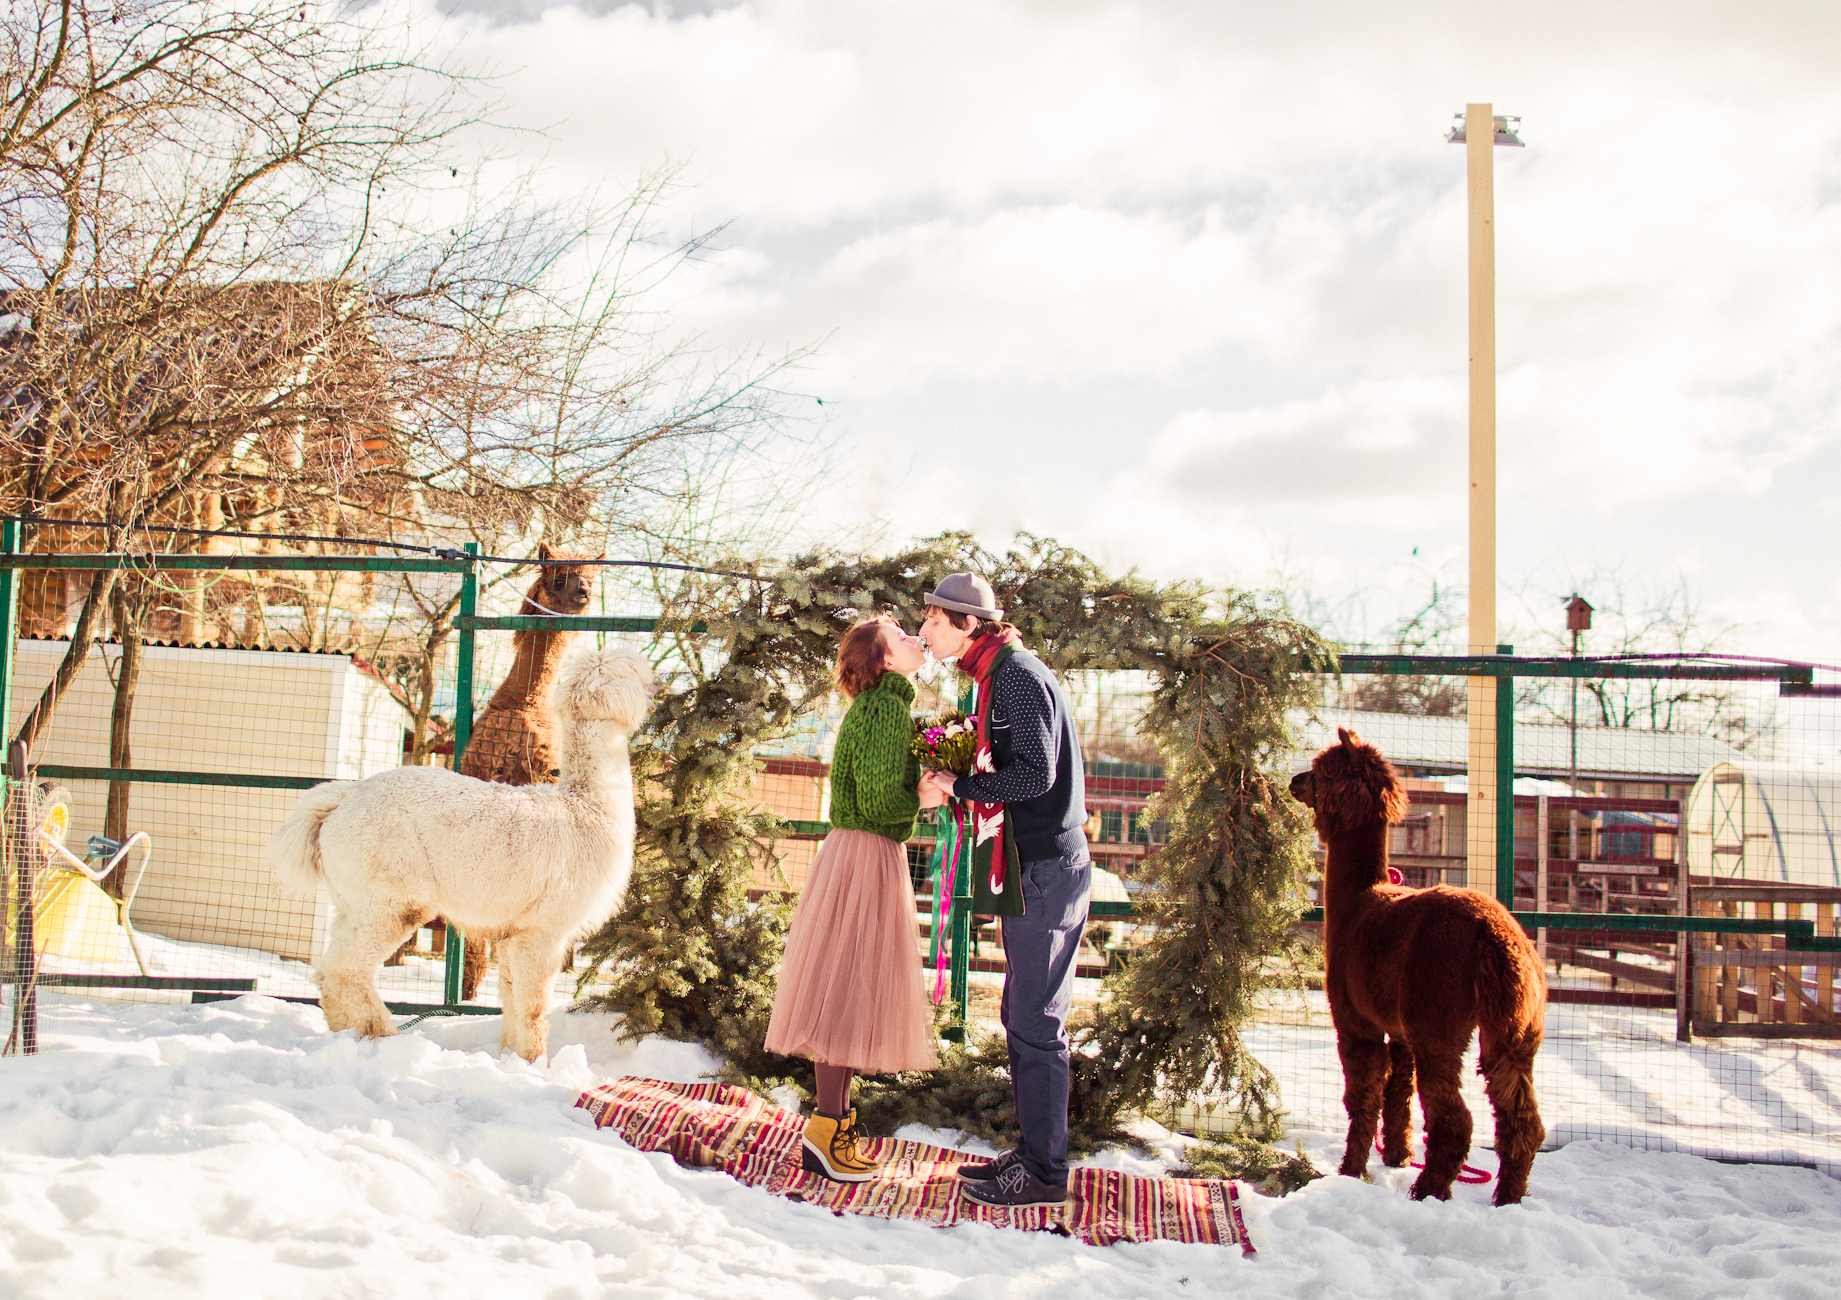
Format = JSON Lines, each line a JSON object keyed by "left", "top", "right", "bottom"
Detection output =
{"left": 1447, "top": 114, "right": 1525, "bottom": 147}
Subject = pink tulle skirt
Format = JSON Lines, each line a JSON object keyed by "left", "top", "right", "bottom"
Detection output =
{"left": 765, "top": 828, "right": 939, "bottom": 1074}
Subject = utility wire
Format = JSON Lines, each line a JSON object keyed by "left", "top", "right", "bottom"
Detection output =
{"left": 1, "top": 514, "right": 768, "bottom": 581}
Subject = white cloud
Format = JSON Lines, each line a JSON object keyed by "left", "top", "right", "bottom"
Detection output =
{"left": 416, "top": 0, "right": 1841, "bottom": 650}
{"left": 681, "top": 205, "right": 1320, "bottom": 394}
{"left": 1120, "top": 378, "right": 1467, "bottom": 515}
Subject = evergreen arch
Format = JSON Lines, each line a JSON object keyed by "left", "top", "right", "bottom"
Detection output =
{"left": 576, "top": 533, "right": 1335, "bottom": 1151}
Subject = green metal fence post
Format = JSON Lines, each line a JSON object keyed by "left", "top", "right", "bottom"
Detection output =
{"left": 1496, "top": 643, "right": 1516, "bottom": 911}
{"left": 945, "top": 677, "right": 979, "bottom": 1040}
{"left": 0, "top": 520, "right": 15, "bottom": 751}
{"left": 949, "top": 849, "right": 973, "bottom": 1041}
{"left": 0, "top": 520, "right": 15, "bottom": 1019}
{"left": 443, "top": 544, "right": 478, "bottom": 1007}
{"left": 453, "top": 543, "right": 478, "bottom": 764}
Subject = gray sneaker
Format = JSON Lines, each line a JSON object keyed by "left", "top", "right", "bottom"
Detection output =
{"left": 955, "top": 1148, "right": 1025, "bottom": 1182}
{"left": 959, "top": 1161, "right": 1068, "bottom": 1209}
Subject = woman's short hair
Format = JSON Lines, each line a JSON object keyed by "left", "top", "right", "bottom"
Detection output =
{"left": 933, "top": 607, "right": 1013, "bottom": 641}
{"left": 836, "top": 615, "right": 896, "bottom": 698}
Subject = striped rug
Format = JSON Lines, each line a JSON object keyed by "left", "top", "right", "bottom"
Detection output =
{"left": 575, "top": 1076, "right": 1254, "bottom": 1255}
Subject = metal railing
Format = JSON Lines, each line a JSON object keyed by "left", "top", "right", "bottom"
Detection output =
{"left": 4, "top": 535, "right": 1834, "bottom": 1044}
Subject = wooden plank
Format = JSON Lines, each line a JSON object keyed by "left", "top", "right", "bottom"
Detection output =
{"left": 1693, "top": 901, "right": 1716, "bottom": 1023}
{"left": 1690, "top": 1021, "right": 1841, "bottom": 1041}
{"left": 1696, "top": 885, "right": 1841, "bottom": 904}
{"left": 1552, "top": 950, "right": 1676, "bottom": 990}
{"left": 1820, "top": 904, "right": 1836, "bottom": 1025}
{"left": 1720, "top": 903, "right": 1741, "bottom": 1024}
{"left": 1549, "top": 989, "right": 1675, "bottom": 1009}
{"left": 1786, "top": 902, "right": 1802, "bottom": 1025}
{"left": 1693, "top": 948, "right": 1841, "bottom": 969}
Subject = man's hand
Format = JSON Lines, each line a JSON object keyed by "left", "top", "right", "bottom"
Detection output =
{"left": 917, "top": 777, "right": 947, "bottom": 810}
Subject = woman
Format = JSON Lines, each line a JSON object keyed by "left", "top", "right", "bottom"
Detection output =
{"left": 766, "top": 615, "right": 943, "bottom": 1182}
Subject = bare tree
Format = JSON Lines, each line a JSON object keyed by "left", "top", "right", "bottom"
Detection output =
{"left": 1504, "top": 571, "right": 1765, "bottom": 749}
{"left": 1337, "top": 578, "right": 1467, "bottom": 717}
{"left": 0, "top": 3, "right": 811, "bottom": 803}
{"left": 1, "top": 1, "right": 461, "bottom": 751}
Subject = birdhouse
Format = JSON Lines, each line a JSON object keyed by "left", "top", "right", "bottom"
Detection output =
{"left": 1564, "top": 595, "right": 1594, "bottom": 632}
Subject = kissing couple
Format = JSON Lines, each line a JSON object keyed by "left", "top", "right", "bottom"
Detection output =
{"left": 764, "top": 572, "right": 1093, "bottom": 1210}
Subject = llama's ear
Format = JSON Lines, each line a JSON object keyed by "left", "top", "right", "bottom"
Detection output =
{"left": 1338, "top": 726, "right": 1358, "bottom": 747}
{"left": 537, "top": 541, "right": 553, "bottom": 563}
{"left": 593, "top": 552, "right": 606, "bottom": 563}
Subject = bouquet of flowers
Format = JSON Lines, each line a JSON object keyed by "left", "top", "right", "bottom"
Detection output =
{"left": 911, "top": 711, "right": 978, "bottom": 777}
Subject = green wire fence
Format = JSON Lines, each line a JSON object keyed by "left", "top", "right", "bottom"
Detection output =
{"left": 4, "top": 527, "right": 1840, "bottom": 1177}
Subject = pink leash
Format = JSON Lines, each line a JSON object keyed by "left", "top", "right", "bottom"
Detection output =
{"left": 1375, "top": 1136, "right": 1492, "bottom": 1184}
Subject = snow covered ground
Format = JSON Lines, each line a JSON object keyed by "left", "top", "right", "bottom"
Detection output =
{"left": 4, "top": 991, "right": 1841, "bottom": 1300}
{"left": 55, "top": 913, "right": 1841, "bottom": 1178}
{"left": 1237, "top": 989, "right": 1841, "bottom": 1178}
{"left": 24, "top": 922, "right": 518, "bottom": 1007}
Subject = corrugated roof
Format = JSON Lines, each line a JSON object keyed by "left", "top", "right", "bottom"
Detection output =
{"left": 20, "top": 635, "right": 357, "bottom": 657}
{"left": 1290, "top": 708, "right": 1738, "bottom": 781}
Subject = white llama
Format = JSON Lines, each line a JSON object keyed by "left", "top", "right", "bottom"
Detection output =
{"left": 266, "top": 646, "right": 657, "bottom": 1060}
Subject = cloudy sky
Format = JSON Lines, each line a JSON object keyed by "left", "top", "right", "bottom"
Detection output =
{"left": 427, "top": 0, "right": 1841, "bottom": 660}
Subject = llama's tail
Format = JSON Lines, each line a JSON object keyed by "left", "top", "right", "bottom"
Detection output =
{"left": 1475, "top": 909, "right": 1547, "bottom": 1200}
{"left": 265, "top": 781, "right": 354, "bottom": 899}
{"left": 1474, "top": 910, "right": 1545, "bottom": 1078}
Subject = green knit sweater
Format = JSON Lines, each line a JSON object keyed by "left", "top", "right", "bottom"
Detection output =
{"left": 828, "top": 671, "right": 921, "bottom": 843}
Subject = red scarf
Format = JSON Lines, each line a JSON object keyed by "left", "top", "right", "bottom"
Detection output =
{"left": 957, "top": 628, "right": 1023, "bottom": 895}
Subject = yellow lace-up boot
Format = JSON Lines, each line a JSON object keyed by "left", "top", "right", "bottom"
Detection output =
{"left": 801, "top": 1107, "right": 878, "bottom": 1182}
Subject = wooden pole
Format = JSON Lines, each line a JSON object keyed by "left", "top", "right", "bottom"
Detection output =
{"left": 1465, "top": 102, "right": 1500, "bottom": 900}
{"left": 1536, "top": 794, "right": 1549, "bottom": 963}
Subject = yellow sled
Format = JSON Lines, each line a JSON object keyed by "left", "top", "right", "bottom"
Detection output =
{"left": 3, "top": 798, "right": 153, "bottom": 976}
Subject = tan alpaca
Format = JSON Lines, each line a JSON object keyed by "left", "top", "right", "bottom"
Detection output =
{"left": 463, "top": 543, "right": 601, "bottom": 785}
{"left": 452, "top": 545, "right": 600, "bottom": 996}
{"left": 266, "top": 648, "right": 657, "bottom": 1061}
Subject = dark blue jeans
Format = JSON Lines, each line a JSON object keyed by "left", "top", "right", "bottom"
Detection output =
{"left": 999, "top": 848, "right": 1092, "bottom": 1188}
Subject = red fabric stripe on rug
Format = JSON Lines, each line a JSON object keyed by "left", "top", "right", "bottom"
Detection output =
{"left": 574, "top": 1076, "right": 1255, "bottom": 1256}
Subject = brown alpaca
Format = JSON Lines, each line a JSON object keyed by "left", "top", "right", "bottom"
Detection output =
{"left": 453, "top": 543, "right": 600, "bottom": 999}
{"left": 1288, "top": 728, "right": 1546, "bottom": 1206}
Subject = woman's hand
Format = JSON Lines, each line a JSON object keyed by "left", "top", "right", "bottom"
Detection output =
{"left": 924, "top": 770, "right": 957, "bottom": 800}
{"left": 917, "top": 776, "right": 947, "bottom": 810}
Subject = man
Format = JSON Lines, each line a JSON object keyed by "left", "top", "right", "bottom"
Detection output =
{"left": 919, "top": 572, "right": 1091, "bottom": 1210}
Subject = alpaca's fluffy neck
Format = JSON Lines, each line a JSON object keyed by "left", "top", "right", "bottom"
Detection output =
{"left": 554, "top": 718, "right": 633, "bottom": 801}
{"left": 487, "top": 591, "right": 575, "bottom": 706}
{"left": 1321, "top": 822, "right": 1392, "bottom": 932}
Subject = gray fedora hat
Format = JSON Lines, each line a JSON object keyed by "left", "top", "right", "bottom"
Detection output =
{"left": 925, "top": 572, "right": 1003, "bottom": 620}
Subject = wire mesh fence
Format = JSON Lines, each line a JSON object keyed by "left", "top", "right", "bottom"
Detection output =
{"left": 4, "top": 529, "right": 1838, "bottom": 1175}
{"left": 1194, "top": 660, "right": 1841, "bottom": 1175}
{"left": 0, "top": 533, "right": 671, "bottom": 1042}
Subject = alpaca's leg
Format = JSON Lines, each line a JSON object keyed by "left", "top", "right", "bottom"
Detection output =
{"left": 318, "top": 900, "right": 419, "bottom": 1040}
{"left": 460, "top": 937, "right": 491, "bottom": 1002}
{"left": 1336, "top": 1031, "right": 1389, "bottom": 1179}
{"left": 1483, "top": 1046, "right": 1545, "bottom": 1206}
{"left": 1380, "top": 1038, "right": 1417, "bottom": 1167}
{"left": 1409, "top": 1046, "right": 1473, "bottom": 1201}
{"left": 496, "top": 932, "right": 566, "bottom": 1061}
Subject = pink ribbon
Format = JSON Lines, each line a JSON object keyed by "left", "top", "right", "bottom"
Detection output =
{"left": 932, "top": 803, "right": 966, "bottom": 1003}
{"left": 1374, "top": 1136, "right": 1492, "bottom": 1184}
